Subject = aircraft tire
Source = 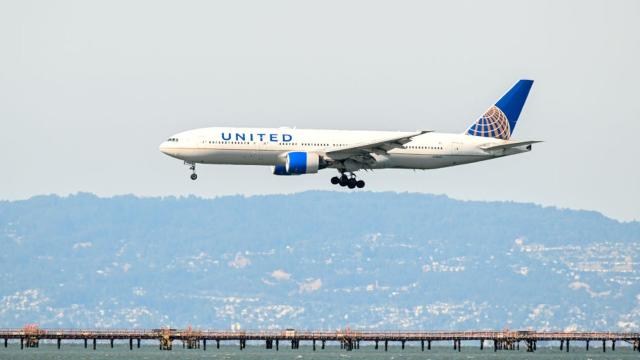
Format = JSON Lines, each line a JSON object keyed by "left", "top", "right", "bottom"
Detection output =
{"left": 356, "top": 180, "right": 365, "bottom": 188}
{"left": 190, "top": 173, "right": 198, "bottom": 181}
{"left": 331, "top": 176, "right": 340, "bottom": 185}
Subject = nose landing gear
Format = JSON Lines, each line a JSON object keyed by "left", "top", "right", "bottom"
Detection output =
{"left": 187, "top": 162, "right": 197, "bottom": 181}
{"left": 330, "top": 173, "right": 365, "bottom": 189}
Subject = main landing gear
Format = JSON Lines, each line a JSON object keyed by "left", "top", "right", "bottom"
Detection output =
{"left": 187, "top": 162, "right": 197, "bottom": 181}
{"left": 331, "top": 173, "right": 365, "bottom": 189}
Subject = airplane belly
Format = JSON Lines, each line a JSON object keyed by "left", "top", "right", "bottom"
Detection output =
{"left": 178, "top": 149, "right": 282, "bottom": 166}
{"left": 381, "top": 154, "right": 452, "bottom": 169}
{"left": 382, "top": 154, "right": 492, "bottom": 170}
{"left": 253, "top": 150, "right": 283, "bottom": 165}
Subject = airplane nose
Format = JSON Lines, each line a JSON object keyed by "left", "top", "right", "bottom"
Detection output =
{"left": 159, "top": 142, "right": 170, "bottom": 155}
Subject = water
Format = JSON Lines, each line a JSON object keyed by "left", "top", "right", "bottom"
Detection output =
{"left": 0, "top": 344, "right": 638, "bottom": 360}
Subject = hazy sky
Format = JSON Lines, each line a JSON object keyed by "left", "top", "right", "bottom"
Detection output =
{"left": 1, "top": 0, "right": 639, "bottom": 221}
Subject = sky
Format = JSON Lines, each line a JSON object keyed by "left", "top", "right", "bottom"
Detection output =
{"left": 1, "top": 0, "right": 639, "bottom": 221}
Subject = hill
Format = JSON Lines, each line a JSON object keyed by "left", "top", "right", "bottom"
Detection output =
{"left": 1, "top": 192, "right": 638, "bottom": 331}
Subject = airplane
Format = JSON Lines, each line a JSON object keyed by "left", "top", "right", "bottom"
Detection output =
{"left": 159, "top": 79, "right": 539, "bottom": 189}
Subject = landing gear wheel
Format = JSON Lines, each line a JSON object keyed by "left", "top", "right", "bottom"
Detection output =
{"left": 356, "top": 180, "right": 365, "bottom": 188}
{"left": 339, "top": 174, "right": 349, "bottom": 187}
{"left": 331, "top": 176, "right": 340, "bottom": 185}
{"left": 347, "top": 178, "right": 357, "bottom": 189}
{"left": 187, "top": 162, "right": 197, "bottom": 181}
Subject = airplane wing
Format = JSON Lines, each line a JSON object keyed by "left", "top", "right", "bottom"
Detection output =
{"left": 325, "top": 130, "right": 431, "bottom": 161}
{"left": 481, "top": 140, "right": 542, "bottom": 151}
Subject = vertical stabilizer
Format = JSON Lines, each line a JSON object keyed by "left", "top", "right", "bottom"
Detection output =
{"left": 465, "top": 80, "right": 533, "bottom": 140}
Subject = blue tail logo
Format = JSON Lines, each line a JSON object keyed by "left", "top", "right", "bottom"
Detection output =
{"left": 465, "top": 80, "right": 533, "bottom": 140}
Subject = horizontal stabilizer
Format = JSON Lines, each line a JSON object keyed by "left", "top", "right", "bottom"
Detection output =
{"left": 481, "top": 140, "right": 542, "bottom": 151}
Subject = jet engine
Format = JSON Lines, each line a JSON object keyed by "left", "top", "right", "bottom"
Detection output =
{"left": 272, "top": 152, "right": 322, "bottom": 175}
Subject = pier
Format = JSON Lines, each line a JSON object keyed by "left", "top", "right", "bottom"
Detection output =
{"left": 1, "top": 327, "right": 639, "bottom": 353}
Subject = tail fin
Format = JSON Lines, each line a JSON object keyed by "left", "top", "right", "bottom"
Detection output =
{"left": 465, "top": 79, "right": 533, "bottom": 140}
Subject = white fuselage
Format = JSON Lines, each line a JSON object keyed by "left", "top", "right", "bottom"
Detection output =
{"left": 159, "top": 127, "right": 531, "bottom": 172}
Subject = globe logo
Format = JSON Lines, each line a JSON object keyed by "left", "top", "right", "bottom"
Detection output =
{"left": 466, "top": 106, "right": 511, "bottom": 140}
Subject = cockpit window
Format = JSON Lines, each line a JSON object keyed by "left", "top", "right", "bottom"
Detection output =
{"left": 167, "top": 138, "right": 179, "bottom": 142}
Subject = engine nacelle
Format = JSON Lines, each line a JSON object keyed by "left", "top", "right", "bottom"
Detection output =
{"left": 272, "top": 164, "right": 294, "bottom": 176}
{"left": 272, "top": 152, "right": 321, "bottom": 175}
{"left": 286, "top": 152, "right": 319, "bottom": 174}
